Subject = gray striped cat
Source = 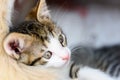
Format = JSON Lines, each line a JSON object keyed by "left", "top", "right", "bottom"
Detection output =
{"left": 3, "top": 0, "right": 118, "bottom": 80}
{"left": 71, "top": 45, "right": 120, "bottom": 80}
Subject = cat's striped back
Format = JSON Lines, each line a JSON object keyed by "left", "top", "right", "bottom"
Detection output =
{"left": 94, "top": 45, "right": 120, "bottom": 77}
{"left": 71, "top": 45, "right": 120, "bottom": 78}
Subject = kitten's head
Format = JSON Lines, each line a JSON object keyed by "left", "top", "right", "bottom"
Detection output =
{"left": 3, "top": 0, "right": 70, "bottom": 68}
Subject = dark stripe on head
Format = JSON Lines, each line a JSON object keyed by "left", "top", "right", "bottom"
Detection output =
{"left": 10, "top": 20, "right": 54, "bottom": 41}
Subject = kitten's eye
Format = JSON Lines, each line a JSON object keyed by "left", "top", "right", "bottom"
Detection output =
{"left": 59, "top": 34, "right": 64, "bottom": 44}
{"left": 59, "top": 34, "right": 67, "bottom": 46}
{"left": 43, "top": 51, "right": 52, "bottom": 59}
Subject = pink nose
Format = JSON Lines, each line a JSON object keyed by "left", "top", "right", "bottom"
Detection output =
{"left": 62, "top": 54, "right": 69, "bottom": 60}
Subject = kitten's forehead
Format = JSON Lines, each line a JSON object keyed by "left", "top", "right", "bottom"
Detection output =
{"left": 10, "top": 20, "right": 61, "bottom": 38}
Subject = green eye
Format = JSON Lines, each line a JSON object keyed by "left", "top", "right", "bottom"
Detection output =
{"left": 43, "top": 51, "right": 52, "bottom": 59}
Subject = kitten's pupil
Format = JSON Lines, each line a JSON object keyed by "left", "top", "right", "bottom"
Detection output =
{"left": 43, "top": 51, "right": 52, "bottom": 59}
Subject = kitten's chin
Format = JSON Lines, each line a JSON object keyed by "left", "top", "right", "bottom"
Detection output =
{"left": 45, "top": 59, "right": 70, "bottom": 68}
{"left": 53, "top": 59, "right": 70, "bottom": 68}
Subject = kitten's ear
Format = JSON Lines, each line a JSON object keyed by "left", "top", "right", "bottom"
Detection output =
{"left": 3, "top": 33, "right": 32, "bottom": 59}
{"left": 37, "top": 0, "right": 51, "bottom": 21}
{"left": 26, "top": 0, "right": 51, "bottom": 21}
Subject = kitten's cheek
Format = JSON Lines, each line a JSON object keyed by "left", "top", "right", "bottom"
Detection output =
{"left": 66, "top": 47, "right": 71, "bottom": 54}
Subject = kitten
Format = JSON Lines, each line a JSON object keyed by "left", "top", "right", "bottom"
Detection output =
{"left": 4, "top": 0, "right": 70, "bottom": 68}
{"left": 1, "top": 0, "right": 69, "bottom": 80}
{"left": 3, "top": 0, "right": 117, "bottom": 80}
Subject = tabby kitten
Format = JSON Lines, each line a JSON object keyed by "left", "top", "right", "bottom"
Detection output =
{"left": 3, "top": 0, "right": 70, "bottom": 68}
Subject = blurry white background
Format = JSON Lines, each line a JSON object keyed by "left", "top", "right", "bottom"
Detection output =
{"left": 46, "top": 0, "right": 120, "bottom": 49}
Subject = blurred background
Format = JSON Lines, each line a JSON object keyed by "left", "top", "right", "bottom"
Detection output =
{"left": 45, "top": 0, "right": 120, "bottom": 49}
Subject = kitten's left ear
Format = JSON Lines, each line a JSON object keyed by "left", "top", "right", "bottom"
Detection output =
{"left": 26, "top": 0, "right": 51, "bottom": 21}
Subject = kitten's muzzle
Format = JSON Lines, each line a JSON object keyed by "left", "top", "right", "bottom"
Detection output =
{"left": 62, "top": 54, "right": 70, "bottom": 60}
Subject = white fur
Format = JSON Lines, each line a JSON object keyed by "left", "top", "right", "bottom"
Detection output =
{"left": 77, "top": 67, "right": 115, "bottom": 80}
{"left": 44, "top": 36, "right": 71, "bottom": 68}
{"left": 51, "top": 66, "right": 117, "bottom": 80}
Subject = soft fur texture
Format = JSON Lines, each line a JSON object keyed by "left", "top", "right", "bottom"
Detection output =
{"left": 0, "top": 0, "right": 62, "bottom": 80}
{"left": 4, "top": 0, "right": 70, "bottom": 67}
{"left": 0, "top": 0, "right": 118, "bottom": 80}
{"left": 78, "top": 67, "right": 114, "bottom": 80}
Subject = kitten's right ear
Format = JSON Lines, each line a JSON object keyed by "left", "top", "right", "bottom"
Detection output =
{"left": 3, "top": 33, "right": 32, "bottom": 59}
{"left": 26, "top": 0, "right": 51, "bottom": 21}
{"left": 36, "top": 0, "right": 51, "bottom": 21}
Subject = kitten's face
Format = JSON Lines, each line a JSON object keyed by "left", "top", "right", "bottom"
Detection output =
{"left": 4, "top": 20, "right": 70, "bottom": 68}
{"left": 4, "top": 0, "right": 70, "bottom": 68}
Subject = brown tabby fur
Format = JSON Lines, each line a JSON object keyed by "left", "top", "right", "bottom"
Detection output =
{"left": 8, "top": 0, "right": 64, "bottom": 66}
{"left": 0, "top": 0, "right": 60, "bottom": 80}
{"left": 9, "top": 19, "right": 62, "bottom": 65}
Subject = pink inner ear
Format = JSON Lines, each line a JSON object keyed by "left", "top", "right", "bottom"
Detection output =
{"left": 9, "top": 40, "right": 21, "bottom": 54}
